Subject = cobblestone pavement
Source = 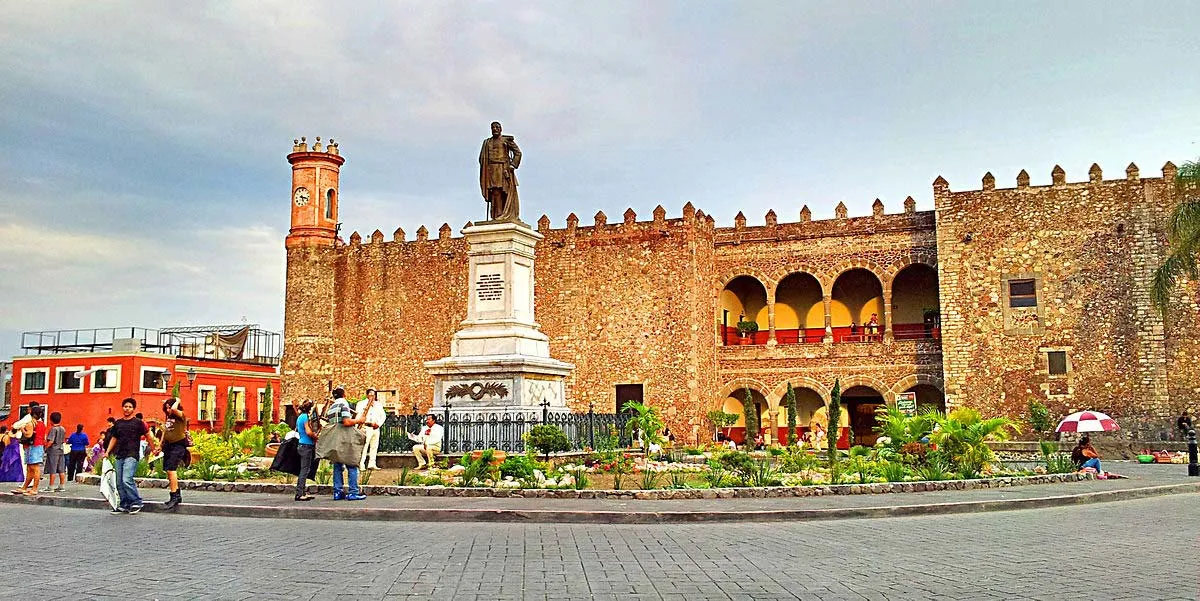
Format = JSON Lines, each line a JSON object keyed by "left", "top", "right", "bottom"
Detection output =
{"left": 0, "top": 493, "right": 1196, "bottom": 600}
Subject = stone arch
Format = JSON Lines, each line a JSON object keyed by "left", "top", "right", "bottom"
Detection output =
{"left": 718, "top": 274, "right": 770, "bottom": 344}
{"left": 888, "top": 373, "right": 944, "bottom": 398}
{"left": 882, "top": 254, "right": 938, "bottom": 290}
{"left": 772, "top": 271, "right": 825, "bottom": 341}
{"left": 834, "top": 375, "right": 893, "bottom": 403}
{"left": 716, "top": 268, "right": 775, "bottom": 293}
{"left": 768, "top": 377, "right": 831, "bottom": 407}
{"left": 768, "top": 265, "right": 826, "bottom": 297}
{"left": 821, "top": 259, "right": 887, "bottom": 293}
{"left": 828, "top": 267, "right": 885, "bottom": 338}
{"left": 716, "top": 378, "right": 771, "bottom": 407}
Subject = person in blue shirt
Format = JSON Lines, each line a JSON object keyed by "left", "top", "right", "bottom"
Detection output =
{"left": 294, "top": 401, "right": 317, "bottom": 501}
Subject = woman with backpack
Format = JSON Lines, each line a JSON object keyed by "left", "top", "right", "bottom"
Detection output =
{"left": 12, "top": 406, "right": 46, "bottom": 496}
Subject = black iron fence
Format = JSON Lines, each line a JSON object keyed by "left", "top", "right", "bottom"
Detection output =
{"left": 378, "top": 406, "right": 632, "bottom": 454}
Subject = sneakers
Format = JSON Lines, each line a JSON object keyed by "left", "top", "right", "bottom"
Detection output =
{"left": 295, "top": 495, "right": 314, "bottom": 502}
{"left": 53, "top": 487, "right": 65, "bottom": 493}
{"left": 345, "top": 493, "right": 367, "bottom": 501}
{"left": 111, "top": 507, "right": 128, "bottom": 515}
{"left": 129, "top": 504, "right": 143, "bottom": 514}
{"left": 332, "top": 490, "right": 346, "bottom": 501}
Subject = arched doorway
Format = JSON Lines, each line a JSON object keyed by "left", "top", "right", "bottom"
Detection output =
{"left": 830, "top": 269, "right": 884, "bottom": 342}
{"left": 891, "top": 264, "right": 940, "bottom": 340}
{"left": 719, "top": 276, "right": 768, "bottom": 345}
{"left": 774, "top": 272, "right": 823, "bottom": 344}
{"left": 720, "top": 388, "right": 768, "bottom": 444}
{"left": 842, "top": 385, "right": 885, "bottom": 446}
{"left": 776, "top": 387, "right": 825, "bottom": 444}
{"left": 905, "top": 384, "right": 946, "bottom": 414}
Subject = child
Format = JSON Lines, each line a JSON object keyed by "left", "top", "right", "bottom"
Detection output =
{"left": 43, "top": 412, "right": 67, "bottom": 492}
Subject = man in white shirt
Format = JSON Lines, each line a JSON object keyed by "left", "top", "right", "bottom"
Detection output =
{"left": 356, "top": 389, "right": 387, "bottom": 470}
{"left": 410, "top": 415, "right": 443, "bottom": 469}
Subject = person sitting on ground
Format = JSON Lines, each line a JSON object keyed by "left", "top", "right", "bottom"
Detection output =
{"left": 1178, "top": 410, "right": 1193, "bottom": 440}
{"left": 1071, "top": 435, "right": 1103, "bottom": 474}
{"left": 410, "top": 414, "right": 443, "bottom": 470}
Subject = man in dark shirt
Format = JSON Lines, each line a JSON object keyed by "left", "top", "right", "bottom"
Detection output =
{"left": 106, "top": 398, "right": 154, "bottom": 514}
{"left": 1178, "top": 410, "right": 1193, "bottom": 439}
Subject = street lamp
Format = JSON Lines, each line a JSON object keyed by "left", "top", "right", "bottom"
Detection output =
{"left": 185, "top": 367, "right": 197, "bottom": 387}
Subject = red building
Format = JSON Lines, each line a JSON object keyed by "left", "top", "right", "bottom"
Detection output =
{"left": 9, "top": 325, "right": 281, "bottom": 441}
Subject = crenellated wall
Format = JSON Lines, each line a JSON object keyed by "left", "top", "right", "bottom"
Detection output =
{"left": 935, "top": 162, "right": 1197, "bottom": 440}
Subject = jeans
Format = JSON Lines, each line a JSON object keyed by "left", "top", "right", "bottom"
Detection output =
{"left": 114, "top": 456, "right": 142, "bottom": 508}
{"left": 1081, "top": 457, "right": 1102, "bottom": 471}
{"left": 332, "top": 463, "right": 359, "bottom": 495}
{"left": 295, "top": 444, "right": 315, "bottom": 497}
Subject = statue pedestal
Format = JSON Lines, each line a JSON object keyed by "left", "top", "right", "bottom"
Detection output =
{"left": 424, "top": 221, "right": 574, "bottom": 444}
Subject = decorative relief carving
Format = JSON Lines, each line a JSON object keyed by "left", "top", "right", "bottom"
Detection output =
{"left": 445, "top": 381, "right": 510, "bottom": 400}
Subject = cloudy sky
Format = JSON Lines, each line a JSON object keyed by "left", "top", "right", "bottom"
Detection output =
{"left": 1, "top": 1, "right": 1197, "bottom": 361}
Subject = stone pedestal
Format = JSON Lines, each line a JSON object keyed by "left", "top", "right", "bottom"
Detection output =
{"left": 425, "top": 221, "right": 574, "bottom": 425}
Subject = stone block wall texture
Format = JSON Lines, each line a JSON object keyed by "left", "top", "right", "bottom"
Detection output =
{"left": 934, "top": 164, "right": 1199, "bottom": 440}
{"left": 282, "top": 159, "right": 1198, "bottom": 443}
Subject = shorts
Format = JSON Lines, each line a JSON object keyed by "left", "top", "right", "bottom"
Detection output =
{"left": 163, "top": 441, "right": 190, "bottom": 471}
{"left": 45, "top": 448, "right": 66, "bottom": 474}
{"left": 25, "top": 445, "right": 45, "bottom": 465}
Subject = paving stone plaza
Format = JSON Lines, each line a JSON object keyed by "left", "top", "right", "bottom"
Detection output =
{"left": 1, "top": 493, "right": 1196, "bottom": 600}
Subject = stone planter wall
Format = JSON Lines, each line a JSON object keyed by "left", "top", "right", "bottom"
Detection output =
{"left": 77, "top": 472, "right": 1092, "bottom": 501}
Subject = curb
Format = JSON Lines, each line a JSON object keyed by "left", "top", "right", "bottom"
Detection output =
{"left": 4, "top": 482, "right": 1198, "bottom": 523}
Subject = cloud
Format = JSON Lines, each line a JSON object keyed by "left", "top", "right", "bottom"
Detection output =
{"left": 0, "top": 219, "right": 284, "bottom": 358}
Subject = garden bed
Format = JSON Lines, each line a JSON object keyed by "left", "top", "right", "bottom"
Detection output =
{"left": 78, "top": 471, "right": 1093, "bottom": 500}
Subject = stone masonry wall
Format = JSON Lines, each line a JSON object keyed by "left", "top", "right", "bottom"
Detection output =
{"left": 934, "top": 164, "right": 1193, "bottom": 439}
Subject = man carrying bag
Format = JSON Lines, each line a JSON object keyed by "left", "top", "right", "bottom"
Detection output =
{"left": 315, "top": 387, "right": 368, "bottom": 501}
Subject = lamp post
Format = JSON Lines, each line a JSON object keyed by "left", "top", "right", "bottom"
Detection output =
{"left": 185, "top": 367, "right": 197, "bottom": 387}
{"left": 1188, "top": 429, "right": 1198, "bottom": 477}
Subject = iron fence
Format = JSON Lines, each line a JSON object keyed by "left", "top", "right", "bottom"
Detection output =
{"left": 377, "top": 407, "right": 632, "bottom": 454}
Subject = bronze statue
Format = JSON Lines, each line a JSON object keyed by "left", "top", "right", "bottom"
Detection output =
{"left": 479, "top": 121, "right": 522, "bottom": 222}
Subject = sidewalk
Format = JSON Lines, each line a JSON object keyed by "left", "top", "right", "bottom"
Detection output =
{"left": 3, "top": 462, "right": 1196, "bottom": 523}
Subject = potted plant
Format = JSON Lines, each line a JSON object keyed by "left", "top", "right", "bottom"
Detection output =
{"left": 736, "top": 318, "right": 759, "bottom": 344}
{"left": 922, "top": 308, "right": 941, "bottom": 339}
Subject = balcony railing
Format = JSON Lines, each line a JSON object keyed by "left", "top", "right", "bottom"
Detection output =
{"left": 721, "top": 323, "right": 941, "bottom": 346}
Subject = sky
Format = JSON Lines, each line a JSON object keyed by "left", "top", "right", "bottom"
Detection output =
{"left": 1, "top": 1, "right": 1197, "bottom": 361}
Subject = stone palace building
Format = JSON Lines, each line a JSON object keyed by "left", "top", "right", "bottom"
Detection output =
{"left": 281, "top": 137, "right": 1197, "bottom": 445}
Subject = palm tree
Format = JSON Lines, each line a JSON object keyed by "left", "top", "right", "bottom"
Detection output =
{"left": 1152, "top": 159, "right": 1200, "bottom": 314}
{"left": 930, "top": 407, "right": 1020, "bottom": 478}
{"left": 621, "top": 401, "right": 664, "bottom": 455}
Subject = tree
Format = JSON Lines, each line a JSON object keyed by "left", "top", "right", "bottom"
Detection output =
{"left": 785, "top": 383, "right": 798, "bottom": 446}
{"left": 222, "top": 387, "right": 236, "bottom": 440}
{"left": 171, "top": 380, "right": 180, "bottom": 400}
{"left": 621, "top": 401, "right": 664, "bottom": 454}
{"left": 1152, "top": 159, "right": 1200, "bottom": 315}
{"left": 929, "top": 407, "right": 1020, "bottom": 478}
{"left": 705, "top": 409, "right": 738, "bottom": 441}
{"left": 260, "top": 382, "right": 275, "bottom": 425}
{"left": 742, "top": 387, "right": 759, "bottom": 448}
{"left": 827, "top": 379, "right": 842, "bottom": 471}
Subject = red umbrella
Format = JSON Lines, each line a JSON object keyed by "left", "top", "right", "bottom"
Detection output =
{"left": 1056, "top": 410, "right": 1120, "bottom": 433}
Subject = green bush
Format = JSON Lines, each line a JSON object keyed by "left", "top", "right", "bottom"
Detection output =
{"left": 879, "top": 461, "right": 909, "bottom": 483}
{"left": 499, "top": 454, "right": 537, "bottom": 481}
{"left": 526, "top": 425, "right": 570, "bottom": 459}
{"left": 638, "top": 469, "right": 662, "bottom": 490}
{"left": 717, "top": 451, "right": 757, "bottom": 486}
{"left": 1028, "top": 401, "right": 1054, "bottom": 435}
{"left": 778, "top": 447, "right": 819, "bottom": 473}
{"left": 458, "top": 450, "right": 497, "bottom": 487}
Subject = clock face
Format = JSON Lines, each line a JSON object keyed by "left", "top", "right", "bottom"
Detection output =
{"left": 294, "top": 187, "right": 310, "bottom": 207}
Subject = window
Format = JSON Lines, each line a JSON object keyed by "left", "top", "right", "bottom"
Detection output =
{"left": 1048, "top": 351, "right": 1068, "bottom": 376}
{"left": 615, "top": 384, "right": 644, "bottom": 414}
{"left": 233, "top": 388, "right": 247, "bottom": 421}
{"left": 20, "top": 368, "right": 48, "bottom": 394}
{"left": 91, "top": 366, "right": 120, "bottom": 392}
{"left": 1008, "top": 279, "right": 1037, "bottom": 308}
{"left": 56, "top": 367, "right": 84, "bottom": 392}
{"left": 325, "top": 189, "right": 335, "bottom": 219}
{"left": 198, "top": 386, "right": 216, "bottom": 421}
{"left": 257, "top": 389, "right": 268, "bottom": 422}
{"left": 140, "top": 367, "right": 169, "bottom": 392}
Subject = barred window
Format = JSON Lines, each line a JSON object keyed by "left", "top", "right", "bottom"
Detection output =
{"left": 1008, "top": 279, "right": 1037, "bottom": 308}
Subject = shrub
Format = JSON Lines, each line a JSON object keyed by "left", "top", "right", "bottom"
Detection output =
{"left": 879, "top": 461, "right": 909, "bottom": 483}
{"left": 458, "top": 450, "right": 496, "bottom": 487}
{"left": 1029, "top": 400, "right": 1054, "bottom": 436}
{"left": 915, "top": 453, "right": 951, "bottom": 481}
{"left": 499, "top": 454, "right": 536, "bottom": 481}
{"left": 718, "top": 451, "right": 757, "bottom": 486}
{"left": 527, "top": 425, "right": 570, "bottom": 459}
{"left": 778, "top": 448, "right": 819, "bottom": 473}
{"left": 704, "top": 461, "right": 728, "bottom": 488}
{"left": 667, "top": 471, "right": 689, "bottom": 489}
{"left": 638, "top": 469, "right": 662, "bottom": 490}
{"left": 785, "top": 383, "right": 799, "bottom": 446}
{"left": 736, "top": 319, "right": 759, "bottom": 336}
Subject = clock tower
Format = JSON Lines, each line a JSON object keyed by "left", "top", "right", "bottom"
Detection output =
{"left": 281, "top": 136, "right": 343, "bottom": 406}
{"left": 286, "top": 136, "right": 344, "bottom": 248}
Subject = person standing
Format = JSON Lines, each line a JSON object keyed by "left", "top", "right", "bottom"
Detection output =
{"left": 12, "top": 406, "right": 45, "bottom": 496}
{"left": 43, "top": 412, "right": 67, "bottom": 493}
{"left": 410, "top": 415, "right": 444, "bottom": 470}
{"left": 325, "top": 388, "right": 367, "bottom": 501}
{"left": 357, "top": 389, "right": 386, "bottom": 470}
{"left": 159, "top": 399, "right": 190, "bottom": 510}
{"left": 106, "top": 398, "right": 154, "bottom": 514}
{"left": 294, "top": 400, "right": 317, "bottom": 502}
{"left": 67, "top": 425, "right": 89, "bottom": 482}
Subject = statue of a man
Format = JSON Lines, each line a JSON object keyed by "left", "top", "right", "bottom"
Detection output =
{"left": 479, "top": 121, "right": 522, "bottom": 222}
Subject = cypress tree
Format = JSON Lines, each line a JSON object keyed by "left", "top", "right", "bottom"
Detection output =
{"left": 742, "top": 386, "right": 759, "bottom": 449}
{"left": 828, "top": 379, "right": 842, "bottom": 471}
{"left": 785, "top": 383, "right": 798, "bottom": 446}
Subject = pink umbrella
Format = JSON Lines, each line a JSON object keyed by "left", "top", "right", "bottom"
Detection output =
{"left": 1056, "top": 410, "right": 1120, "bottom": 433}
